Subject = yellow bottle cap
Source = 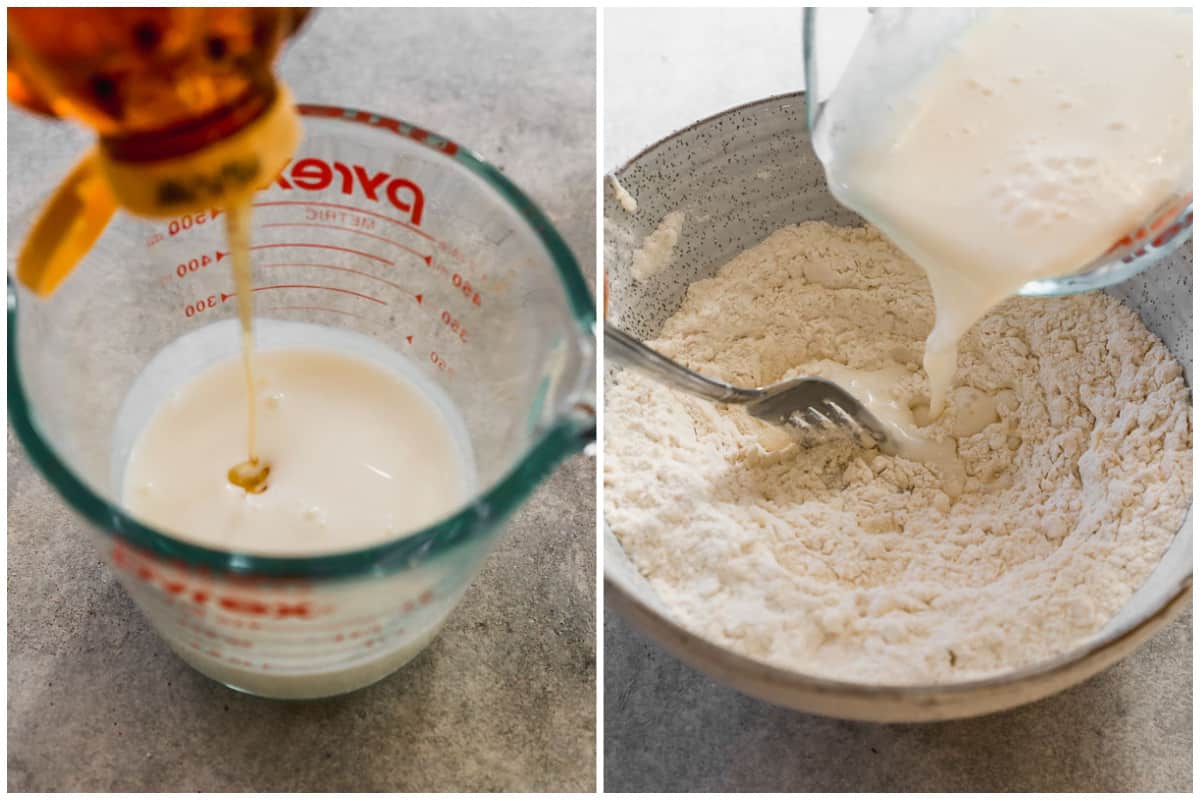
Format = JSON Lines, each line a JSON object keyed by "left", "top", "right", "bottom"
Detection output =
{"left": 17, "top": 85, "right": 300, "bottom": 297}
{"left": 97, "top": 85, "right": 300, "bottom": 217}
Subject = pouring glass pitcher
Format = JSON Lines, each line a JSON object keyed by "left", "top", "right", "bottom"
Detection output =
{"left": 803, "top": 7, "right": 1194, "bottom": 298}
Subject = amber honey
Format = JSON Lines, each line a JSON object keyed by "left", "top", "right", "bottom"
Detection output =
{"left": 9, "top": 7, "right": 308, "bottom": 491}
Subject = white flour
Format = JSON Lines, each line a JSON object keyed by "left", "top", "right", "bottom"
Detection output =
{"left": 605, "top": 221, "right": 1192, "bottom": 683}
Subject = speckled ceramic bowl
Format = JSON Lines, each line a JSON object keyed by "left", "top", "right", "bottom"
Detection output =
{"left": 602, "top": 92, "right": 1193, "bottom": 722}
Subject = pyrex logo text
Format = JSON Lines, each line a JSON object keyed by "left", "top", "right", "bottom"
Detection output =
{"left": 273, "top": 158, "right": 425, "bottom": 226}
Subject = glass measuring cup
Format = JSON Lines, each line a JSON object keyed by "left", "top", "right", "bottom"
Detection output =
{"left": 803, "top": 7, "right": 1194, "bottom": 297}
{"left": 8, "top": 104, "right": 596, "bottom": 699}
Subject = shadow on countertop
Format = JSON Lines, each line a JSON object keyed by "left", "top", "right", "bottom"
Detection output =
{"left": 604, "top": 604, "right": 1192, "bottom": 793}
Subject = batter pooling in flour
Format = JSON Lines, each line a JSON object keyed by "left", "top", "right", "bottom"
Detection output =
{"left": 814, "top": 8, "right": 1192, "bottom": 416}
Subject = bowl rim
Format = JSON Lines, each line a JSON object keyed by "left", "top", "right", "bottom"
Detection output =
{"left": 602, "top": 89, "right": 1194, "bottom": 709}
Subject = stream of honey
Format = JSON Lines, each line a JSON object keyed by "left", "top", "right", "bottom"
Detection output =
{"left": 223, "top": 202, "right": 271, "bottom": 494}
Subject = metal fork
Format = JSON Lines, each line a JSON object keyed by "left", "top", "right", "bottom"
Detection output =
{"left": 605, "top": 323, "right": 890, "bottom": 450}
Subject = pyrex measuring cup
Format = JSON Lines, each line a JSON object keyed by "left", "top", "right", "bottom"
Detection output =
{"left": 8, "top": 104, "right": 596, "bottom": 699}
{"left": 803, "top": 7, "right": 1194, "bottom": 296}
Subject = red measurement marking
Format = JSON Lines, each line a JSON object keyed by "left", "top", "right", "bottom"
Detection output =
{"left": 165, "top": 207, "right": 221, "bottom": 238}
{"left": 440, "top": 309, "right": 469, "bottom": 343}
{"left": 450, "top": 272, "right": 483, "bottom": 307}
{"left": 1105, "top": 198, "right": 1192, "bottom": 254}
{"left": 1153, "top": 215, "right": 1191, "bottom": 248}
{"left": 199, "top": 627, "right": 252, "bottom": 649}
{"left": 435, "top": 238, "right": 483, "bottom": 274}
{"left": 184, "top": 295, "right": 220, "bottom": 318}
{"left": 218, "top": 284, "right": 386, "bottom": 305}
{"left": 262, "top": 222, "right": 432, "bottom": 264}
{"left": 253, "top": 200, "right": 434, "bottom": 241}
{"left": 111, "top": 542, "right": 329, "bottom": 620}
{"left": 217, "top": 596, "right": 314, "bottom": 619}
{"left": 175, "top": 251, "right": 217, "bottom": 279}
{"left": 406, "top": 336, "right": 413, "bottom": 344}
{"left": 223, "top": 242, "right": 391, "bottom": 266}
{"left": 264, "top": 305, "right": 369, "bottom": 321}
{"left": 237, "top": 607, "right": 417, "bottom": 635}
{"left": 414, "top": 294, "right": 423, "bottom": 304}
{"left": 422, "top": 258, "right": 482, "bottom": 308}
{"left": 261, "top": 262, "right": 413, "bottom": 294}
{"left": 299, "top": 107, "right": 460, "bottom": 159}
{"left": 253, "top": 201, "right": 492, "bottom": 299}
{"left": 299, "top": 206, "right": 376, "bottom": 230}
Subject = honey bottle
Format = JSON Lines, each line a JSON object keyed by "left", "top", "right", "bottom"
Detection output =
{"left": 8, "top": 7, "right": 310, "bottom": 295}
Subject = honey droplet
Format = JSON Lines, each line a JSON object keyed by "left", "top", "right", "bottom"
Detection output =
{"left": 229, "top": 459, "right": 270, "bottom": 494}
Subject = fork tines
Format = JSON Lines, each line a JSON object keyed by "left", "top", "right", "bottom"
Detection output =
{"left": 785, "top": 399, "right": 880, "bottom": 450}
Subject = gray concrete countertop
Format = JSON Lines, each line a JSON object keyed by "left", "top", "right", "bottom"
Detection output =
{"left": 603, "top": 10, "right": 1191, "bottom": 793}
{"left": 8, "top": 9, "right": 596, "bottom": 792}
{"left": 605, "top": 609, "right": 1192, "bottom": 792}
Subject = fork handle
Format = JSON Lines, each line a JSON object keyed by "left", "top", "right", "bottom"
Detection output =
{"left": 604, "top": 323, "right": 760, "bottom": 404}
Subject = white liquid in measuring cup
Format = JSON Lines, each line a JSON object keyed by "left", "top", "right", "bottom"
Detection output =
{"left": 816, "top": 8, "right": 1192, "bottom": 416}
{"left": 122, "top": 343, "right": 474, "bottom": 555}
{"left": 109, "top": 319, "right": 479, "bottom": 698}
